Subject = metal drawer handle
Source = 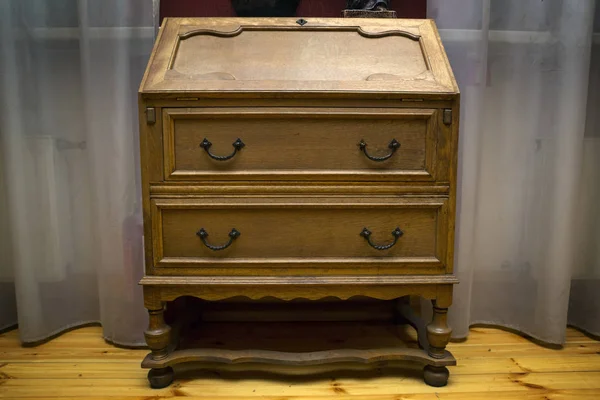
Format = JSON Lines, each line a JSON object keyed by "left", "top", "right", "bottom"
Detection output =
{"left": 196, "top": 228, "right": 240, "bottom": 251}
{"left": 200, "top": 138, "right": 245, "bottom": 161}
{"left": 358, "top": 139, "right": 400, "bottom": 162}
{"left": 360, "top": 227, "right": 403, "bottom": 250}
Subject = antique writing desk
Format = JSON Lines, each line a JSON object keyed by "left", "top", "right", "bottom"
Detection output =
{"left": 139, "top": 17, "right": 459, "bottom": 388}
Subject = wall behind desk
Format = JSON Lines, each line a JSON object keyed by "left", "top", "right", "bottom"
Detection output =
{"left": 160, "top": 0, "right": 426, "bottom": 22}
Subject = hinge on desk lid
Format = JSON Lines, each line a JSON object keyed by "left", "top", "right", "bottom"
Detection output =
{"left": 443, "top": 109, "right": 452, "bottom": 125}
{"left": 146, "top": 107, "right": 156, "bottom": 124}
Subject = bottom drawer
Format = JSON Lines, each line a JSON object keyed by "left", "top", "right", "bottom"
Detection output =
{"left": 150, "top": 197, "right": 450, "bottom": 275}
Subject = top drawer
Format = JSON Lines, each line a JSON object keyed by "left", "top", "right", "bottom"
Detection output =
{"left": 162, "top": 107, "right": 451, "bottom": 182}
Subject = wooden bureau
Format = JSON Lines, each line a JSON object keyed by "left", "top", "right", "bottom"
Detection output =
{"left": 139, "top": 17, "right": 459, "bottom": 388}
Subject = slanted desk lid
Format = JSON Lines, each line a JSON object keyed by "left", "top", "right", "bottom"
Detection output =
{"left": 140, "top": 18, "right": 458, "bottom": 97}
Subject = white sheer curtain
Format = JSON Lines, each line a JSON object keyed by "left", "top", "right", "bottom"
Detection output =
{"left": 0, "top": 0, "right": 155, "bottom": 345}
{"left": 430, "top": 0, "right": 600, "bottom": 343}
{"left": 0, "top": 0, "right": 598, "bottom": 346}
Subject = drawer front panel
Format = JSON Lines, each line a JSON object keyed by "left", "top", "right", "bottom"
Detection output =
{"left": 151, "top": 197, "right": 450, "bottom": 275}
{"left": 163, "top": 108, "right": 444, "bottom": 181}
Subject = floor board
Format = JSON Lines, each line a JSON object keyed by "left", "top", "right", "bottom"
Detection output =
{"left": 1, "top": 326, "right": 600, "bottom": 399}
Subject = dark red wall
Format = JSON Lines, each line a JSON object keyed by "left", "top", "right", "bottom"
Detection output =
{"left": 160, "top": 1, "right": 426, "bottom": 22}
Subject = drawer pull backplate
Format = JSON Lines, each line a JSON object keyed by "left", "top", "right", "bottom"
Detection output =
{"left": 358, "top": 139, "right": 400, "bottom": 162}
{"left": 196, "top": 228, "right": 241, "bottom": 251}
{"left": 200, "top": 138, "right": 245, "bottom": 161}
{"left": 360, "top": 227, "right": 403, "bottom": 250}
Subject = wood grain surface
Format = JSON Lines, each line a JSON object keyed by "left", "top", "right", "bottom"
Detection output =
{"left": 141, "top": 321, "right": 456, "bottom": 369}
{"left": 139, "top": 18, "right": 458, "bottom": 96}
{"left": 138, "top": 17, "right": 460, "bottom": 388}
{"left": 151, "top": 197, "right": 448, "bottom": 274}
{"left": 147, "top": 196, "right": 452, "bottom": 276}
{"left": 163, "top": 108, "right": 440, "bottom": 181}
{"left": 2, "top": 326, "right": 600, "bottom": 399}
{"left": 162, "top": 108, "right": 441, "bottom": 181}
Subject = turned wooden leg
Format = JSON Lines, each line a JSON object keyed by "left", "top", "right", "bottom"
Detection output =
{"left": 424, "top": 299, "right": 452, "bottom": 387}
{"left": 145, "top": 304, "right": 174, "bottom": 388}
{"left": 426, "top": 300, "right": 451, "bottom": 359}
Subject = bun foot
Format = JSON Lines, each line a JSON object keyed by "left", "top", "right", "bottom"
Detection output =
{"left": 148, "top": 367, "right": 174, "bottom": 389}
{"left": 423, "top": 365, "right": 449, "bottom": 387}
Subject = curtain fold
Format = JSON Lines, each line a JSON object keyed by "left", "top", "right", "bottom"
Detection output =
{"left": 429, "top": 0, "right": 599, "bottom": 343}
{"left": 0, "top": 0, "right": 598, "bottom": 346}
{"left": 0, "top": 0, "right": 155, "bottom": 345}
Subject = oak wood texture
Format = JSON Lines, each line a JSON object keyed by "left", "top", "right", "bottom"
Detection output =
{"left": 140, "top": 18, "right": 457, "bottom": 96}
{"left": 162, "top": 107, "right": 444, "bottom": 182}
{"left": 138, "top": 17, "right": 459, "bottom": 388}
{"left": 141, "top": 321, "right": 455, "bottom": 369}
{"left": 140, "top": 276, "right": 456, "bottom": 303}
{"left": 2, "top": 326, "right": 600, "bottom": 399}
{"left": 150, "top": 197, "right": 450, "bottom": 275}
{"left": 142, "top": 347, "right": 453, "bottom": 368}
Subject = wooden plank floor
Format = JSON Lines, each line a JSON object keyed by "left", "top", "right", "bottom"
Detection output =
{"left": 1, "top": 325, "right": 600, "bottom": 399}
